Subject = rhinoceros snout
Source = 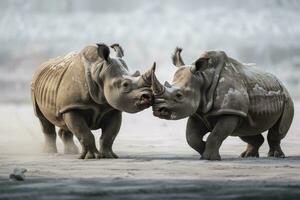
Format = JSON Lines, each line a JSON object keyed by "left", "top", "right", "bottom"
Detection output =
{"left": 153, "top": 106, "right": 171, "bottom": 119}
{"left": 136, "top": 91, "right": 153, "bottom": 110}
{"left": 141, "top": 93, "right": 152, "bottom": 103}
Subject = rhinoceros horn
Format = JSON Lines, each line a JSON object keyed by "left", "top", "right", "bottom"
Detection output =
{"left": 151, "top": 65, "right": 165, "bottom": 96}
{"left": 141, "top": 62, "right": 156, "bottom": 86}
{"left": 172, "top": 47, "right": 185, "bottom": 67}
{"left": 110, "top": 43, "right": 124, "bottom": 58}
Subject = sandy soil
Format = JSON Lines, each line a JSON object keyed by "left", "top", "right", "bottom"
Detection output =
{"left": 0, "top": 103, "right": 300, "bottom": 199}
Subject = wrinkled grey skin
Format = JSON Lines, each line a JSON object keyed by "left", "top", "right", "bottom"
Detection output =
{"left": 152, "top": 47, "right": 294, "bottom": 160}
{"left": 31, "top": 43, "right": 155, "bottom": 159}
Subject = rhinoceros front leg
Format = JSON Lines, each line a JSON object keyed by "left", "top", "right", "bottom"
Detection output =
{"left": 63, "top": 111, "right": 100, "bottom": 159}
{"left": 99, "top": 110, "right": 122, "bottom": 158}
{"left": 201, "top": 116, "right": 239, "bottom": 160}
{"left": 240, "top": 134, "right": 264, "bottom": 158}
{"left": 58, "top": 129, "right": 79, "bottom": 154}
{"left": 186, "top": 116, "right": 209, "bottom": 155}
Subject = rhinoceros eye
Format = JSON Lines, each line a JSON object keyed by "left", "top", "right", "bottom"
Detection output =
{"left": 122, "top": 82, "right": 129, "bottom": 88}
{"left": 121, "top": 80, "right": 131, "bottom": 92}
{"left": 175, "top": 92, "right": 184, "bottom": 101}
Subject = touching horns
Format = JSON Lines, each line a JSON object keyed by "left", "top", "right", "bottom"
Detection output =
{"left": 141, "top": 62, "right": 156, "bottom": 86}
{"left": 151, "top": 65, "right": 165, "bottom": 96}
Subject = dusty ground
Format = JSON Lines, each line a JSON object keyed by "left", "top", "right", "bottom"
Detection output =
{"left": 0, "top": 103, "right": 300, "bottom": 199}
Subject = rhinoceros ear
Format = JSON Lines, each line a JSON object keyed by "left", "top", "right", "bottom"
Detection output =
{"left": 191, "top": 51, "right": 228, "bottom": 74}
{"left": 171, "top": 47, "right": 185, "bottom": 67}
{"left": 110, "top": 43, "right": 124, "bottom": 58}
{"left": 164, "top": 81, "right": 172, "bottom": 88}
{"left": 96, "top": 43, "right": 110, "bottom": 61}
{"left": 132, "top": 70, "right": 141, "bottom": 77}
{"left": 191, "top": 57, "right": 210, "bottom": 74}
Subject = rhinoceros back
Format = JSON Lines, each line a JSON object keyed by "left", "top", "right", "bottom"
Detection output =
{"left": 31, "top": 52, "right": 77, "bottom": 116}
{"left": 242, "top": 65, "right": 285, "bottom": 116}
{"left": 211, "top": 61, "right": 286, "bottom": 115}
{"left": 206, "top": 60, "right": 289, "bottom": 132}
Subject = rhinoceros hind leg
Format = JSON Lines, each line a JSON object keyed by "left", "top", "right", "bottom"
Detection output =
{"left": 267, "top": 98, "right": 294, "bottom": 158}
{"left": 38, "top": 115, "right": 57, "bottom": 153}
{"left": 267, "top": 124, "right": 286, "bottom": 158}
{"left": 240, "top": 134, "right": 264, "bottom": 158}
{"left": 99, "top": 110, "right": 121, "bottom": 159}
{"left": 267, "top": 126, "right": 286, "bottom": 158}
{"left": 186, "top": 116, "right": 209, "bottom": 155}
{"left": 58, "top": 129, "right": 79, "bottom": 154}
{"left": 63, "top": 111, "right": 100, "bottom": 159}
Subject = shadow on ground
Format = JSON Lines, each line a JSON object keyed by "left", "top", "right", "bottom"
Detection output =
{"left": 1, "top": 177, "right": 300, "bottom": 200}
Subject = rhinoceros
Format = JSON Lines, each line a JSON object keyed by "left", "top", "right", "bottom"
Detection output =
{"left": 31, "top": 43, "right": 155, "bottom": 159}
{"left": 151, "top": 48, "right": 294, "bottom": 160}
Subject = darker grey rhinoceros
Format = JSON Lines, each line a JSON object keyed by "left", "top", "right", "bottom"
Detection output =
{"left": 31, "top": 43, "right": 155, "bottom": 159}
{"left": 151, "top": 48, "right": 294, "bottom": 160}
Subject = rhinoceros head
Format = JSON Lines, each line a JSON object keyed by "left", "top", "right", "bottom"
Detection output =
{"left": 86, "top": 43, "right": 155, "bottom": 113}
{"left": 152, "top": 47, "right": 227, "bottom": 120}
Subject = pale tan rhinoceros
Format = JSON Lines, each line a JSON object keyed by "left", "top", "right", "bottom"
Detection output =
{"left": 31, "top": 43, "right": 155, "bottom": 159}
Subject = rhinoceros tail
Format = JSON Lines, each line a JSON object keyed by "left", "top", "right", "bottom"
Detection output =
{"left": 31, "top": 80, "right": 44, "bottom": 118}
{"left": 31, "top": 81, "right": 38, "bottom": 116}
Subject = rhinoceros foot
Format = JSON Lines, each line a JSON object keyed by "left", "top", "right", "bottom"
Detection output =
{"left": 268, "top": 148, "right": 285, "bottom": 158}
{"left": 99, "top": 149, "right": 118, "bottom": 159}
{"left": 201, "top": 149, "right": 221, "bottom": 161}
{"left": 78, "top": 146, "right": 101, "bottom": 159}
{"left": 64, "top": 143, "right": 79, "bottom": 154}
{"left": 240, "top": 147, "right": 259, "bottom": 158}
{"left": 43, "top": 143, "right": 58, "bottom": 154}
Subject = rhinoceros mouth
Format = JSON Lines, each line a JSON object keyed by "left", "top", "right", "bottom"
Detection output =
{"left": 136, "top": 93, "right": 153, "bottom": 110}
{"left": 136, "top": 102, "right": 151, "bottom": 110}
{"left": 153, "top": 106, "right": 172, "bottom": 119}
